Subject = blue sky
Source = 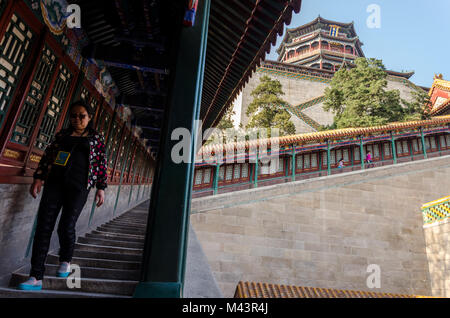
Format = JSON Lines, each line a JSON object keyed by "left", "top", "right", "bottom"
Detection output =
{"left": 265, "top": 0, "right": 450, "bottom": 88}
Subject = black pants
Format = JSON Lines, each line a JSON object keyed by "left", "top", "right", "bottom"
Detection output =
{"left": 30, "top": 182, "right": 90, "bottom": 280}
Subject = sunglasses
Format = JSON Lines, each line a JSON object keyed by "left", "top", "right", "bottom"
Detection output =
{"left": 70, "top": 113, "right": 88, "bottom": 120}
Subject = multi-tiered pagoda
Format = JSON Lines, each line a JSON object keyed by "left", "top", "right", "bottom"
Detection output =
{"left": 276, "top": 16, "right": 364, "bottom": 71}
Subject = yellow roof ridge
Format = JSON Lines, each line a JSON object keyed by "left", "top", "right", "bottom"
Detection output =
{"left": 422, "top": 195, "right": 450, "bottom": 209}
{"left": 234, "top": 281, "right": 435, "bottom": 298}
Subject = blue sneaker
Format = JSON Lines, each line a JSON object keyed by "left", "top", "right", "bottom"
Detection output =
{"left": 18, "top": 277, "right": 42, "bottom": 290}
{"left": 57, "top": 262, "right": 71, "bottom": 278}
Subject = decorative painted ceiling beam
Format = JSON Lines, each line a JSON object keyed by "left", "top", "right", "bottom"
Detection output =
{"left": 82, "top": 44, "right": 169, "bottom": 74}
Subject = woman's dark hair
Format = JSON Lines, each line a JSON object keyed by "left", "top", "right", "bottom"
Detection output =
{"left": 67, "top": 100, "right": 94, "bottom": 132}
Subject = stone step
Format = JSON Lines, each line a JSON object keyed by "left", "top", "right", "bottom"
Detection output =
{"left": 113, "top": 218, "right": 147, "bottom": 224}
{"left": 101, "top": 224, "right": 147, "bottom": 232}
{"left": 96, "top": 226, "right": 146, "bottom": 236}
{"left": 0, "top": 287, "right": 129, "bottom": 298}
{"left": 38, "top": 264, "right": 140, "bottom": 281}
{"left": 72, "top": 250, "right": 142, "bottom": 262}
{"left": 74, "top": 243, "right": 143, "bottom": 255}
{"left": 46, "top": 254, "right": 141, "bottom": 271}
{"left": 87, "top": 231, "right": 145, "bottom": 243}
{"left": 91, "top": 230, "right": 145, "bottom": 240}
{"left": 10, "top": 273, "right": 137, "bottom": 296}
{"left": 106, "top": 220, "right": 147, "bottom": 228}
{"left": 77, "top": 236, "right": 144, "bottom": 249}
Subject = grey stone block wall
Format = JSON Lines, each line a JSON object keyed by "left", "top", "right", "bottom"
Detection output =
{"left": 191, "top": 155, "right": 450, "bottom": 297}
{"left": 423, "top": 221, "right": 450, "bottom": 297}
{"left": 0, "top": 182, "right": 152, "bottom": 286}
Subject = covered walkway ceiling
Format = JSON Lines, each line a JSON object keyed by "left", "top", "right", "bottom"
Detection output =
{"left": 68, "top": 0, "right": 302, "bottom": 155}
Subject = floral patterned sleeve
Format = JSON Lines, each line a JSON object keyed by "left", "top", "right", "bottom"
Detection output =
{"left": 95, "top": 134, "right": 108, "bottom": 190}
{"left": 33, "top": 131, "right": 64, "bottom": 181}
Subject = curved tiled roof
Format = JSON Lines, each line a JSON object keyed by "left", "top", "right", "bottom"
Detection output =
{"left": 234, "top": 281, "right": 433, "bottom": 298}
{"left": 204, "top": 0, "right": 303, "bottom": 130}
{"left": 198, "top": 115, "right": 450, "bottom": 156}
{"left": 429, "top": 98, "right": 450, "bottom": 116}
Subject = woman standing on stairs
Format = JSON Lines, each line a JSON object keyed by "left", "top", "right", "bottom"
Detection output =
{"left": 18, "top": 101, "right": 108, "bottom": 291}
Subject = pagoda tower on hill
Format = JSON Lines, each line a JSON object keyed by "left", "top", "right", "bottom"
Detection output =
{"left": 276, "top": 16, "right": 364, "bottom": 71}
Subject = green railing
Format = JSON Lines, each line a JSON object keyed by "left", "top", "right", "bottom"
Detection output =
{"left": 193, "top": 142, "right": 450, "bottom": 198}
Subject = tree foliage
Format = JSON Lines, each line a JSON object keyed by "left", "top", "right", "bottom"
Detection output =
{"left": 323, "top": 58, "right": 430, "bottom": 129}
{"left": 246, "top": 75, "right": 295, "bottom": 137}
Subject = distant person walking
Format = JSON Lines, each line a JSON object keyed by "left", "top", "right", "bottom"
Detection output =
{"left": 18, "top": 101, "right": 108, "bottom": 291}
{"left": 338, "top": 158, "right": 344, "bottom": 171}
{"left": 365, "top": 151, "right": 373, "bottom": 168}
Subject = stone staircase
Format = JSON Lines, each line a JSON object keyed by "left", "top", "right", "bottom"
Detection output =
{"left": 1, "top": 207, "right": 149, "bottom": 298}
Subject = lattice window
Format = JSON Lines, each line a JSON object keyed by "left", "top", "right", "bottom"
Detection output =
{"left": 0, "top": 13, "right": 34, "bottom": 132}
{"left": 440, "top": 135, "right": 446, "bottom": 149}
{"left": 125, "top": 141, "right": 135, "bottom": 173}
{"left": 115, "top": 132, "right": 128, "bottom": 171}
{"left": 322, "top": 151, "right": 328, "bottom": 165}
{"left": 233, "top": 164, "right": 240, "bottom": 179}
{"left": 330, "top": 150, "right": 336, "bottom": 165}
{"left": 430, "top": 136, "right": 437, "bottom": 149}
{"left": 354, "top": 147, "right": 360, "bottom": 161}
{"left": 402, "top": 141, "right": 408, "bottom": 154}
{"left": 241, "top": 164, "right": 248, "bottom": 178}
{"left": 425, "top": 138, "right": 431, "bottom": 151}
{"left": 107, "top": 122, "right": 120, "bottom": 167}
{"left": 311, "top": 153, "right": 317, "bottom": 168}
{"left": 374, "top": 145, "right": 380, "bottom": 157}
{"left": 11, "top": 45, "right": 56, "bottom": 145}
{"left": 225, "top": 165, "right": 233, "bottom": 180}
{"left": 343, "top": 149, "right": 349, "bottom": 162}
{"left": 278, "top": 159, "right": 284, "bottom": 172}
{"left": 396, "top": 141, "right": 402, "bottom": 154}
{"left": 413, "top": 139, "right": 419, "bottom": 152}
{"left": 219, "top": 166, "right": 225, "bottom": 181}
{"left": 34, "top": 63, "right": 73, "bottom": 150}
{"left": 269, "top": 160, "right": 277, "bottom": 174}
{"left": 259, "top": 162, "right": 270, "bottom": 175}
{"left": 96, "top": 107, "right": 111, "bottom": 136}
{"left": 195, "top": 169, "right": 203, "bottom": 185}
{"left": 79, "top": 86, "right": 90, "bottom": 102}
{"left": 446, "top": 135, "right": 450, "bottom": 147}
{"left": 90, "top": 97, "right": 100, "bottom": 119}
{"left": 203, "top": 168, "right": 211, "bottom": 184}
{"left": 304, "top": 154, "right": 311, "bottom": 169}
{"left": 296, "top": 155, "right": 303, "bottom": 169}
{"left": 336, "top": 149, "right": 343, "bottom": 162}
{"left": 384, "top": 143, "right": 390, "bottom": 157}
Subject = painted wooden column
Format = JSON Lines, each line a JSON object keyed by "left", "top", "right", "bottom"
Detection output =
{"left": 326, "top": 140, "right": 331, "bottom": 175}
{"left": 360, "top": 137, "right": 365, "bottom": 170}
{"left": 391, "top": 132, "right": 397, "bottom": 164}
{"left": 291, "top": 145, "right": 296, "bottom": 181}
{"left": 134, "top": 0, "right": 210, "bottom": 298}
{"left": 420, "top": 127, "right": 428, "bottom": 159}
{"left": 213, "top": 162, "right": 220, "bottom": 195}
{"left": 254, "top": 149, "right": 259, "bottom": 188}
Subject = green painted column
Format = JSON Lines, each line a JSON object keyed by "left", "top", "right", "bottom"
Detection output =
{"left": 391, "top": 133, "right": 397, "bottom": 164}
{"left": 213, "top": 163, "right": 220, "bottom": 195}
{"left": 351, "top": 146, "right": 354, "bottom": 168}
{"left": 327, "top": 140, "right": 331, "bottom": 175}
{"left": 291, "top": 145, "right": 296, "bottom": 181}
{"left": 134, "top": 0, "right": 210, "bottom": 298}
{"left": 254, "top": 149, "right": 259, "bottom": 188}
{"left": 420, "top": 127, "right": 428, "bottom": 159}
{"left": 360, "top": 137, "right": 365, "bottom": 170}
